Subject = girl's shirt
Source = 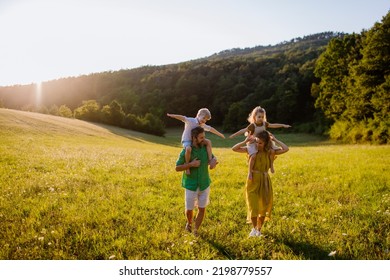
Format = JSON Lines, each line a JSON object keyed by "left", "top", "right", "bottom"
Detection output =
{"left": 247, "top": 122, "right": 269, "bottom": 136}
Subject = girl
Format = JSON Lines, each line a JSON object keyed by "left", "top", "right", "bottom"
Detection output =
{"left": 232, "top": 131, "right": 289, "bottom": 237}
{"left": 229, "top": 106, "right": 290, "bottom": 180}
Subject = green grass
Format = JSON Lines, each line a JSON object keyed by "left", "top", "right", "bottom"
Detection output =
{"left": 0, "top": 109, "right": 389, "bottom": 260}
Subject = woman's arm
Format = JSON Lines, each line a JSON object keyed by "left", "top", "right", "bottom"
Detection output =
{"left": 232, "top": 136, "right": 250, "bottom": 153}
{"left": 272, "top": 136, "right": 289, "bottom": 155}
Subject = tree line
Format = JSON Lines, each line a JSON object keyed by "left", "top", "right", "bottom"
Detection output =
{"left": 0, "top": 11, "right": 388, "bottom": 143}
{"left": 0, "top": 32, "right": 337, "bottom": 134}
{"left": 313, "top": 11, "right": 389, "bottom": 143}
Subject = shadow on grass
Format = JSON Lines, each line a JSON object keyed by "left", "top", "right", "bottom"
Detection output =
{"left": 279, "top": 239, "right": 346, "bottom": 260}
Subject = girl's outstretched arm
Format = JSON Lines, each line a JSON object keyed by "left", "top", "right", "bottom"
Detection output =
{"left": 229, "top": 128, "right": 247, "bottom": 138}
{"left": 268, "top": 123, "right": 291, "bottom": 129}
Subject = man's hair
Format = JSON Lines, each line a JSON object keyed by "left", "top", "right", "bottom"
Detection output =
{"left": 191, "top": 126, "right": 205, "bottom": 139}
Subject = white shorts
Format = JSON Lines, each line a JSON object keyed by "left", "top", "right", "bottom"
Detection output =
{"left": 185, "top": 187, "right": 210, "bottom": 210}
{"left": 247, "top": 142, "right": 258, "bottom": 157}
{"left": 182, "top": 140, "right": 192, "bottom": 148}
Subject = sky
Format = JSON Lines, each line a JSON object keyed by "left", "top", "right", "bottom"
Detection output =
{"left": 0, "top": 0, "right": 388, "bottom": 86}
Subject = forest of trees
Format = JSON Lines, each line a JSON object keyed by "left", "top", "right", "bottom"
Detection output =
{"left": 0, "top": 11, "right": 388, "bottom": 143}
{"left": 312, "top": 11, "right": 389, "bottom": 144}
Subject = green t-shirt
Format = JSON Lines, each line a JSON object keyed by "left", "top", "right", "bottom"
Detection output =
{"left": 176, "top": 145, "right": 212, "bottom": 191}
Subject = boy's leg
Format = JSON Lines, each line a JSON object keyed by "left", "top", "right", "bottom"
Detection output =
{"left": 185, "top": 146, "right": 192, "bottom": 175}
{"left": 269, "top": 149, "right": 276, "bottom": 173}
{"left": 204, "top": 138, "right": 218, "bottom": 169}
{"left": 248, "top": 154, "right": 255, "bottom": 180}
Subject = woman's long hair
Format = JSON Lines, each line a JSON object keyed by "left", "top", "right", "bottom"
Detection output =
{"left": 255, "top": 130, "right": 271, "bottom": 151}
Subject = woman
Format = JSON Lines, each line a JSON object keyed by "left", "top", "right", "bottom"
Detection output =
{"left": 232, "top": 131, "right": 289, "bottom": 237}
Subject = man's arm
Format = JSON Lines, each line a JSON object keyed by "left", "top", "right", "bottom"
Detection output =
{"left": 175, "top": 158, "right": 201, "bottom": 172}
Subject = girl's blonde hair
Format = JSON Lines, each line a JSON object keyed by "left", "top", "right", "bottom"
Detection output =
{"left": 247, "top": 106, "right": 267, "bottom": 123}
{"left": 197, "top": 108, "right": 211, "bottom": 120}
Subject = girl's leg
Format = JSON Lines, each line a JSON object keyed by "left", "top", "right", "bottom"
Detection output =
{"left": 248, "top": 154, "right": 255, "bottom": 180}
{"left": 185, "top": 146, "right": 192, "bottom": 175}
{"left": 269, "top": 149, "right": 276, "bottom": 173}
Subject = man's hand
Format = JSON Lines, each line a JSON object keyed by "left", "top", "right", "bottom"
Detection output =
{"left": 190, "top": 158, "right": 201, "bottom": 168}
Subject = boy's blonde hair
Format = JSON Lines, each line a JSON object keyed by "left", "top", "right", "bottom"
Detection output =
{"left": 247, "top": 106, "right": 267, "bottom": 123}
{"left": 197, "top": 108, "right": 211, "bottom": 120}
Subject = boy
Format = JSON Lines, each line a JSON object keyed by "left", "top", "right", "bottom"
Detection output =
{"left": 167, "top": 108, "right": 224, "bottom": 174}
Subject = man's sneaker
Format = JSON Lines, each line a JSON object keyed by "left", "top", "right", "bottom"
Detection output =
{"left": 185, "top": 223, "right": 192, "bottom": 233}
{"left": 249, "top": 228, "right": 261, "bottom": 237}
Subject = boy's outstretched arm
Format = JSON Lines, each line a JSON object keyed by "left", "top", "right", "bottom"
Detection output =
{"left": 209, "top": 127, "right": 225, "bottom": 138}
{"left": 167, "top": 113, "right": 186, "bottom": 122}
{"left": 229, "top": 128, "right": 247, "bottom": 138}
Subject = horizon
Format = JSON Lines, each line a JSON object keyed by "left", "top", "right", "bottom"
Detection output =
{"left": 1, "top": 0, "right": 388, "bottom": 86}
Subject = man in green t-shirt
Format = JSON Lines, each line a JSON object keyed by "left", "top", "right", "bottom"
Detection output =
{"left": 176, "top": 126, "right": 218, "bottom": 237}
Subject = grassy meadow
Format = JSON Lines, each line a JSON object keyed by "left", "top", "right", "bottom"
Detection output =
{"left": 0, "top": 108, "right": 389, "bottom": 260}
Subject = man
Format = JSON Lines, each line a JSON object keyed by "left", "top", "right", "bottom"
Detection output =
{"left": 175, "top": 126, "right": 218, "bottom": 237}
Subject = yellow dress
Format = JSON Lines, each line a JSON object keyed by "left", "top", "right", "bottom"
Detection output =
{"left": 245, "top": 150, "right": 273, "bottom": 222}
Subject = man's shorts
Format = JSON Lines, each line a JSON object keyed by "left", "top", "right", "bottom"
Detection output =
{"left": 185, "top": 187, "right": 210, "bottom": 210}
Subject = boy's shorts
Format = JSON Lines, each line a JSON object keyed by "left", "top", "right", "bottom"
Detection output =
{"left": 185, "top": 187, "right": 210, "bottom": 210}
{"left": 182, "top": 140, "right": 192, "bottom": 148}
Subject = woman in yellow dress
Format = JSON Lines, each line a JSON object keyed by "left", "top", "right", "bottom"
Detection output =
{"left": 232, "top": 131, "right": 289, "bottom": 237}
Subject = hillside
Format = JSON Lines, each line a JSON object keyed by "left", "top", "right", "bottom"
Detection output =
{"left": 0, "top": 32, "right": 342, "bottom": 134}
{"left": 0, "top": 108, "right": 178, "bottom": 147}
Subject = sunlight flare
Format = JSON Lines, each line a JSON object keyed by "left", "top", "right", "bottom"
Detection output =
{"left": 35, "top": 81, "right": 42, "bottom": 107}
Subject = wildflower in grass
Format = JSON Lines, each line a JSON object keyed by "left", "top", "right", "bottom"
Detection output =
{"left": 38, "top": 237, "right": 44, "bottom": 241}
{"left": 342, "top": 233, "right": 347, "bottom": 236}
{"left": 328, "top": 251, "right": 337, "bottom": 257}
